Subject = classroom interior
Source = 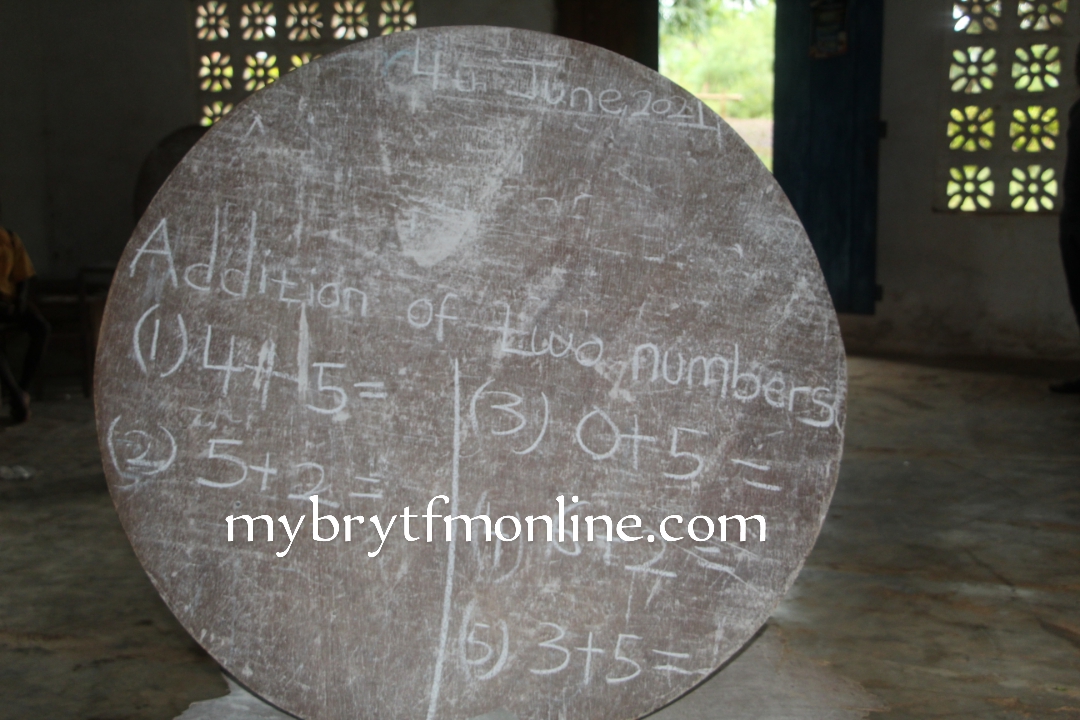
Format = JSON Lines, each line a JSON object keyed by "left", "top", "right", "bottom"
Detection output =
{"left": 0, "top": 1, "right": 1077, "bottom": 718}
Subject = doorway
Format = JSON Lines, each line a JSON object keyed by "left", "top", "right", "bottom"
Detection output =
{"left": 659, "top": 0, "right": 776, "bottom": 169}
{"left": 658, "top": 0, "right": 884, "bottom": 315}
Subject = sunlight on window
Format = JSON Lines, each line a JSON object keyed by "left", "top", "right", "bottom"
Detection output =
{"left": 244, "top": 52, "right": 280, "bottom": 91}
{"left": 1009, "top": 164, "right": 1057, "bottom": 210}
{"left": 947, "top": 105, "right": 995, "bottom": 151}
{"left": 193, "top": 1, "right": 414, "bottom": 120}
{"left": 938, "top": 0, "right": 1071, "bottom": 213}
{"left": 332, "top": 1, "right": 369, "bottom": 39}
{"left": 947, "top": 165, "right": 995, "bottom": 210}
{"left": 201, "top": 101, "right": 234, "bottom": 126}
{"left": 659, "top": 0, "right": 775, "bottom": 169}
{"left": 379, "top": 0, "right": 416, "bottom": 34}
{"left": 949, "top": 46, "right": 998, "bottom": 93}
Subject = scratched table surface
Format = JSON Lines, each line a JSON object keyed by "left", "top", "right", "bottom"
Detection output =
{"left": 95, "top": 26, "right": 846, "bottom": 720}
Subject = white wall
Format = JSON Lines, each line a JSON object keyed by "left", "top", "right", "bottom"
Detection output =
{"left": 841, "top": 0, "right": 1080, "bottom": 359}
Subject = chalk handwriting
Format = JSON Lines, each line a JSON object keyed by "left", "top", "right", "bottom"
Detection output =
{"left": 106, "top": 415, "right": 178, "bottom": 484}
{"left": 132, "top": 305, "right": 187, "bottom": 377}
{"left": 407, "top": 293, "right": 459, "bottom": 342}
{"left": 129, "top": 218, "right": 178, "bottom": 287}
{"left": 575, "top": 406, "right": 657, "bottom": 470}
{"left": 631, "top": 342, "right": 840, "bottom": 429}
{"left": 468, "top": 380, "right": 550, "bottom": 455}
{"left": 489, "top": 301, "right": 603, "bottom": 367}
{"left": 458, "top": 601, "right": 510, "bottom": 681}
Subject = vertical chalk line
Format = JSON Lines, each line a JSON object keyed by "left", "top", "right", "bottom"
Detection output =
{"left": 296, "top": 305, "right": 310, "bottom": 400}
{"left": 427, "top": 358, "right": 461, "bottom": 720}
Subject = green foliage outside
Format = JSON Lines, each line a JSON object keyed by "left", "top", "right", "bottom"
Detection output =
{"left": 659, "top": 0, "right": 776, "bottom": 119}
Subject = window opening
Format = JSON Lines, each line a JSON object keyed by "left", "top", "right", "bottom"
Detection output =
{"left": 953, "top": 0, "right": 1003, "bottom": 34}
{"left": 937, "top": 0, "right": 1074, "bottom": 212}
{"left": 1009, "top": 163, "right": 1059, "bottom": 208}
{"left": 1013, "top": 43, "right": 1062, "bottom": 90}
{"left": 199, "top": 52, "right": 234, "bottom": 92}
{"left": 191, "top": 0, "right": 415, "bottom": 125}
{"left": 950, "top": 46, "right": 998, "bottom": 93}
{"left": 241, "top": 1, "right": 277, "bottom": 40}
{"left": 196, "top": 1, "right": 230, "bottom": 40}
{"left": 948, "top": 105, "right": 996, "bottom": 150}
{"left": 331, "top": 1, "right": 369, "bottom": 39}
{"left": 1010, "top": 104, "right": 1060, "bottom": 150}
{"left": 287, "top": 2, "right": 323, "bottom": 40}
{"left": 947, "top": 164, "right": 995, "bottom": 209}
{"left": 1018, "top": 0, "right": 1068, "bottom": 30}
{"left": 379, "top": 0, "right": 417, "bottom": 34}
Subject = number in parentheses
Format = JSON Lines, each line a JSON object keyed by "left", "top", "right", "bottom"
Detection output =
{"left": 106, "top": 416, "right": 178, "bottom": 483}
{"left": 132, "top": 305, "right": 187, "bottom": 378}
{"left": 487, "top": 391, "right": 527, "bottom": 436}
{"left": 469, "top": 381, "right": 550, "bottom": 455}
{"left": 467, "top": 621, "right": 510, "bottom": 681}
{"left": 512, "top": 391, "right": 548, "bottom": 455}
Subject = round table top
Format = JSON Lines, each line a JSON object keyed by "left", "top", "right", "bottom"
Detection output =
{"left": 96, "top": 26, "right": 846, "bottom": 720}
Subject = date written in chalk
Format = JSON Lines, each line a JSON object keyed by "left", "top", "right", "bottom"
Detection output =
{"left": 226, "top": 495, "right": 766, "bottom": 558}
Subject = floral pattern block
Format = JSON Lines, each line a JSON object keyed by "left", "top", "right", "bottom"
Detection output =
{"left": 947, "top": 165, "right": 994, "bottom": 210}
{"left": 1013, "top": 44, "right": 1061, "bottom": 92}
{"left": 199, "top": 52, "right": 234, "bottom": 92}
{"left": 332, "top": 1, "right": 368, "bottom": 39}
{"left": 949, "top": 46, "right": 998, "bottom": 93}
{"left": 378, "top": 0, "right": 416, "bottom": 34}
{"left": 241, "top": 1, "right": 277, "bottom": 40}
{"left": 290, "top": 53, "right": 320, "bottom": 69}
{"left": 201, "top": 101, "right": 234, "bottom": 127}
{"left": 244, "top": 52, "right": 280, "bottom": 91}
{"left": 287, "top": 2, "right": 322, "bottom": 40}
{"left": 953, "top": 0, "right": 1002, "bottom": 33}
{"left": 196, "top": 1, "right": 230, "bottom": 41}
{"left": 1018, "top": 0, "right": 1067, "bottom": 30}
{"left": 1009, "top": 165, "right": 1058, "bottom": 210}
{"left": 947, "top": 106, "right": 995, "bottom": 151}
{"left": 1009, "top": 106, "right": 1060, "bottom": 151}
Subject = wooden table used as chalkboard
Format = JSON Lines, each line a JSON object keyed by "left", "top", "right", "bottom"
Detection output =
{"left": 95, "top": 26, "right": 846, "bottom": 720}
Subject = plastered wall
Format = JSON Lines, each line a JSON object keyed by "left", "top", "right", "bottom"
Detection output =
{"left": 0, "top": 2, "right": 198, "bottom": 279}
{"left": 420, "top": 0, "right": 554, "bottom": 32}
{"left": 841, "top": 0, "right": 1080, "bottom": 359}
{"left": 0, "top": 0, "right": 553, "bottom": 280}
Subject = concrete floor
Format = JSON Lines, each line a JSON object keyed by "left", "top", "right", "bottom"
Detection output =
{"left": 0, "top": 355, "right": 1078, "bottom": 719}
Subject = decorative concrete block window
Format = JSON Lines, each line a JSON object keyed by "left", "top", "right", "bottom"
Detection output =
{"left": 938, "top": 0, "right": 1077, "bottom": 212}
{"left": 192, "top": 1, "right": 416, "bottom": 126}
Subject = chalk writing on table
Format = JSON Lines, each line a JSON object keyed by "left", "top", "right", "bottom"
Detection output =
{"left": 96, "top": 26, "right": 846, "bottom": 720}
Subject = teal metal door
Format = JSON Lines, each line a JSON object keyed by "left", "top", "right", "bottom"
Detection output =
{"left": 773, "top": 0, "right": 884, "bottom": 314}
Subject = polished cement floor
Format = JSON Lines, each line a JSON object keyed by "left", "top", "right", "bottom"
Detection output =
{"left": 0, "top": 355, "right": 1078, "bottom": 719}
